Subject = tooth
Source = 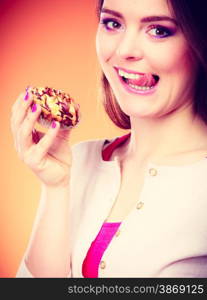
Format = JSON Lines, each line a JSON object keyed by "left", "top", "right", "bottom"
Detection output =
{"left": 119, "top": 69, "right": 140, "bottom": 79}
{"left": 128, "top": 83, "right": 153, "bottom": 90}
{"left": 118, "top": 70, "right": 122, "bottom": 76}
{"left": 130, "top": 73, "right": 137, "bottom": 79}
{"left": 118, "top": 68, "right": 156, "bottom": 85}
{"left": 123, "top": 71, "right": 129, "bottom": 78}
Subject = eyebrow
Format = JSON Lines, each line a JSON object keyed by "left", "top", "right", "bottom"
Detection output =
{"left": 101, "top": 8, "right": 178, "bottom": 26}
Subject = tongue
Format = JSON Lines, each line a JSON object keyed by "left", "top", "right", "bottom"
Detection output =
{"left": 127, "top": 73, "right": 156, "bottom": 87}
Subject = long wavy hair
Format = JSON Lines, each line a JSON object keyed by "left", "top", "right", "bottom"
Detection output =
{"left": 96, "top": 0, "right": 207, "bottom": 129}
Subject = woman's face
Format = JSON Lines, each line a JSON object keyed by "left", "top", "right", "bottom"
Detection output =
{"left": 96, "top": 0, "right": 197, "bottom": 119}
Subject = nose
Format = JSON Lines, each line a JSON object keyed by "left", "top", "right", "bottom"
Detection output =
{"left": 115, "top": 29, "right": 143, "bottom": 61}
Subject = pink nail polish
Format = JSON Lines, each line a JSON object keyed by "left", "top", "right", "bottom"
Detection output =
{"left": 51, "top": 121, "right": 56, "bottom": 128}
{"left": 24, "top": 91, "right": 29, "bottom": 101}
{"left": 31, "top": 103, "right": 37, "bottom": 112}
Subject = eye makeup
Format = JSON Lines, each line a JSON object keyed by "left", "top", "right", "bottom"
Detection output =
{"left": 99, "top": 12, "right": 177, "bottom": 39}
{"left": 100, "top": 17, "right": 122, "bottom": 31}
{"left": 147, "top": 24, "right": 176, "bottom": 39}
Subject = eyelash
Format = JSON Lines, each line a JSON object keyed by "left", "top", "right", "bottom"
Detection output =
{"left": 100, "top": 18, "right": 122, "bottom": 31}
{"left": 147, "top": 25, "right": 174, "bottom": 38}
{"left": 100, "top": 17, "right": 174, "bottom": 39}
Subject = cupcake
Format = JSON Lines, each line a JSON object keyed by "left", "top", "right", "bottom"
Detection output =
{"left": 28, "top": 86, "right": 80, "bottom": 130}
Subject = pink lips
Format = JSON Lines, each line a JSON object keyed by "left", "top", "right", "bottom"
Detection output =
{"left": 116, "top": 66, "right": 145, "bottom": 76}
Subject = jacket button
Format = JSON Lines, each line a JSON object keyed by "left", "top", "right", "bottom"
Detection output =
{"left": 136, "top": 201, "right": 144, "bottom": 210}
{"left": 100, "top": 260, "right": 106, "bottom": 269}
{"left": 149, "top": 168, "right": 157, "bottom": 176}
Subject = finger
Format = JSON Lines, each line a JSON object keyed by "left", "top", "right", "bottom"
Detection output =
{"left": 18, "top": 103, "right": 42, "bottom": 152}
{"left": 11, "top": 92, "right": 26, "bottom": 133}
{"left": 11, "top": 91, "right": 26, "bottom": 115}
{"left": 10, "top": 89, "right": 31, "bottom": 152}
{"left": 56, "top": 127, "right": 72, "bottom": 141}
{"left": 11, "top": 86, "right": 32, "bottom": 117}
{"left": 11, "top": 89, "right": 34, "bottom": 134}
{"left": 32, "top": 121, "right": 61, "bottom": 162}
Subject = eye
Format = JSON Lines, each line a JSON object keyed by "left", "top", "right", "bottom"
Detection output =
{"left": 100, "top": 18, "right": 122, "bottom": 31}
{"left": 147, "top": 25, "right": 174, "bottom": 38}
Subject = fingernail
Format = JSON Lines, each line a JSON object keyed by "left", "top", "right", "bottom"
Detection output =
{"left": 31, "top": 103, "right": 37, "bottom": 112}
{"left": 24, "top": 91, "right": 29, "bottom": 101}
{"left": 51, "top": 121, "right": 56, "bottom": 128}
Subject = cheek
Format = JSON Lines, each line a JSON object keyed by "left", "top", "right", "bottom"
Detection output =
{"left": 96, "top": 30, "right": 119, "bottom": 63}
{"left": 146, "top": 42, "right": 192, "bottom": 74}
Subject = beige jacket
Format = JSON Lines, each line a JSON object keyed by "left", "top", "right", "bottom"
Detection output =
{"left": 16, "top": 138, "right": 207, "bottom": 277}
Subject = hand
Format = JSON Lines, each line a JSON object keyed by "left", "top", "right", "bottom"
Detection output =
{"left": 10, "top": 88, "right": 73, "bottom": 187}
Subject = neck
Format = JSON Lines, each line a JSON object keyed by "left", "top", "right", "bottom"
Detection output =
{"left": 125, "top": 105, "right": 207, "bottom": 165}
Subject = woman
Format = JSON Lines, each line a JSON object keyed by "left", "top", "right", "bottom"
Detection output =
{"left": 12, "top": 0, "right": 207, "bottom": 277}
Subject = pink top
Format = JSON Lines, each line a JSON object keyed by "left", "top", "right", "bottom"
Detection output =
{"left": 82, "top": 133, "right": 130, "bottom": 278}
{"left": 82, "top": 222, "right": 121, "bottom": 277}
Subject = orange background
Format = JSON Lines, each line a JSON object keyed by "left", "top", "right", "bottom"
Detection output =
{"left": 0, "top": 0, "right": 126, "bottom": 277}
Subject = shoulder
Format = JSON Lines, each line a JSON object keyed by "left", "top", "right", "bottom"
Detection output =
{"left": 70, "top": 137, "right": 113, "bottom": 169}
{"left": 71, "top": 133, "right": 131, "bottom": 163}
{"left": 69, "top": 138, "right": 115, "bottom": 208}
{"left": 71, "top": 138, "right": 107, "bottom": 159}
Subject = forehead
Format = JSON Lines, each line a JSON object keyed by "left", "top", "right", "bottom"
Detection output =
{"left": 101, "top": 0, "right": 172, "bottom": 17}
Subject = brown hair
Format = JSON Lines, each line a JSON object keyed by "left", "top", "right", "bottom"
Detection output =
{"left": 96, "top": 0, "right": 207, "bottom": 129}
{"left": 97, "top": 0, "right": 131, "bottom": 129}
